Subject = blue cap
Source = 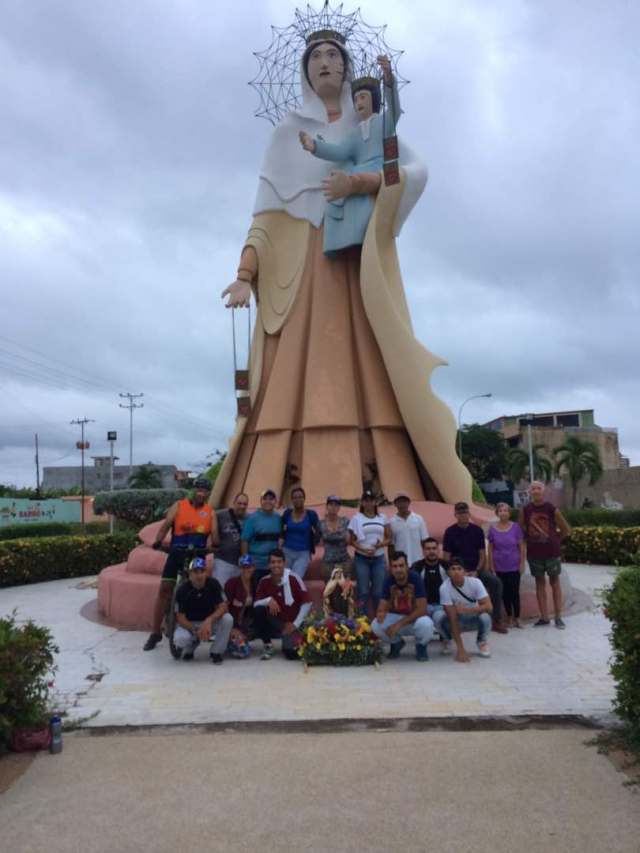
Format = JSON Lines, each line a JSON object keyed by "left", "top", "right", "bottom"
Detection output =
{"left": 188, "top": 556, "right": 207, "bottom": 571}
{"left": 239, "top": 555, "right": 255, "bottom": 568}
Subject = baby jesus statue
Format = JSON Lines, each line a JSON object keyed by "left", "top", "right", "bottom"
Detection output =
{"left": 323, "top": 566, "right": 357, "bottom": 619}
{"left": 299, "top": 55, "right": 401, "bottom": 257}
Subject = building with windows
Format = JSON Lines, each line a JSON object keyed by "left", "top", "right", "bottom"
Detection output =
{"left": 42, "top": 458, "right": 183, "bottom": 493}
{"left": 483, "top": 409, "right": 624, "bottom": 470}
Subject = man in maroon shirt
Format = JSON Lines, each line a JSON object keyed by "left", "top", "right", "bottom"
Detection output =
{"left": 254, "top": 548, "right": 312, "bottom": 660}
{"left": 519, "top": 481, "right": 571, "bottom": 628}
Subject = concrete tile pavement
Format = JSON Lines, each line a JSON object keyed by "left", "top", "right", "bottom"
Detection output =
{"left": 0, "top": 564, "right": 620, "bottom": 728}
{"left": 1, "top": 729, "right": 639, "bottom": 853}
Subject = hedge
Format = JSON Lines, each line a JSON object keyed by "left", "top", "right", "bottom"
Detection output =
{"left": 0, "top": 521, "right": 115, "bottom": 541}
{"left": 563, "top": 508, "right": 640, "bottom": 528}
{"left": 602, "top": 564, "right": 640, "bottom": 749}
{"left": 563, "top": 527, "right": 640, "bottom": 566}
{"left": 0, "top": 533, "right": 138, "bottom": 588}
{"left": 93, "top": 489, "right": 188, "bottom": 527}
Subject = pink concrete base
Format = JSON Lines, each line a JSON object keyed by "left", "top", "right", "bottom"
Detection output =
{"left": 96, "top": 501, "right": 573, "bottom": 629}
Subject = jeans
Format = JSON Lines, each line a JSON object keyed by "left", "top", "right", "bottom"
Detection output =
{"left": 253, "top": 606, "right": 301, "bottom": 655}
{"left": 477, "top": 570, "right": 503, "bottom": 622}
{"left": 173, "top": 612, "right": 233, "bottom": 655}
{"left": 433, "top": 611, "right": 491, "bottom": 645}
{"left": 354, "top": 553, "right": 386, "bottom": 613}
{"left": 214, "top": 558, "right": 239, "bottom": 590}
{"left": 283, "top": 548, "right": 311, "bottom": 579}
{"left": 372, "top": 613, "right": 434, "bottom": 646}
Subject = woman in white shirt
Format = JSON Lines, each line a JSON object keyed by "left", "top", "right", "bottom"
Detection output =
{"left": 348, "top": 490, "right": 391, "bottom": 615}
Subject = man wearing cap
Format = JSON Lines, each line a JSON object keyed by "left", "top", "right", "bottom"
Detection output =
{"left": 143, "top": 478, "right": 218, "bottom": 652}
{"left": 215, "top": 492, "right": 250, "bottom": 589}
{"left": 442, "top": 502, "right": 507, "bottom": 634}
{"left": 389, "top": 491, "right": 429, "bottom": 567}
{"left": 411, "top": 537, "right": 447, "bottom": 619}
{"left": 253, "top": 548, "right": 312, "bottom": 660}
{"left": 240, "top": 489, "right": 282, "bottom": 585}
{"left": 224, "top": 554, "right": 257, "bottom": 658}
{"left": 173, "top": 557, "right": 233, "bottom": 664}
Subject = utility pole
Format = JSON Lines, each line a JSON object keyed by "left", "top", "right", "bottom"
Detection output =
{"left": 71, "top": 417, "right": 95, "bottom": 526}
{"left": 34, "top": 433, "right": 41, "bottom": 498}
{"left": 119, "top": 392, "right": 144, "bottom": 478}
{"left": 107, "top": 431, "right": 117, "bottom": 534}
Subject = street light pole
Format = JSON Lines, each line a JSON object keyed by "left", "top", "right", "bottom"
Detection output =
{"left": 457, "top": 393, "right": 493, "bottom": 459}
{"left": 71, "top": 417, "right": 95, "bottom": 527}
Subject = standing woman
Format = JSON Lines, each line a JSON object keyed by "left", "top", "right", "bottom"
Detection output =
{"left": 488, "top": 503, "right": 525, "bottom": 628}
{"left": 319, "top": 495, "right": 352, "bottom": 580}
{"left": 348, "top": 490, "right": 391, "bottom": 615}
{"left": 281, "top": 487, "right": 320, "bottom": 579}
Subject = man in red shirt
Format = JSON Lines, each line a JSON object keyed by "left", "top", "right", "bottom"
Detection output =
{"left": 519, "top": 481, "right": 571, "bottom": 628}
{"left": 254, "top": 548, "right": 312, "bottom": 660}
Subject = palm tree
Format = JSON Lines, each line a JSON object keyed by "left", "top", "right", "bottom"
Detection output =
{"left": 505, "top": 444, "right": 553, "bottom": 484}
{"left": 128, "top": 463, "right": 163, "bottom": 490}
{"left": 553, "top": 436, "right": 603, "bottom": 508}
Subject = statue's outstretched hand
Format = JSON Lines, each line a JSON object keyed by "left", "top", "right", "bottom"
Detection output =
{"left": 299, "top": 130, "right": 316, "bottom": 153}
{"left": 221, "top": 279, "right": 252, "bottom": 308}
{"left": 322, "top": 170, "right": 351, "bottom": 201}
{"left": 377, "top": 54, "right": 393, "bottom": 85}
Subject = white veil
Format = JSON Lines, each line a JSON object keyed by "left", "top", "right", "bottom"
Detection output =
{"left": 253, "top": 43, "right": 427, "bottom": 234}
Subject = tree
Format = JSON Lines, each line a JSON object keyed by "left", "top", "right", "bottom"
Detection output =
{"left": 127, "top": 463, "right": 163, "bottom": 490}
{"left": 553, "top": 436, "right": 603, "bottom": 508}
{"left": 203, "top": 450, "right": 227, "bottom": 486}
{"left": 458, "top": 424, "right": 507, "bottom": 482}
{"left": 505, "top": 444, "right": 553, "bottom": 485}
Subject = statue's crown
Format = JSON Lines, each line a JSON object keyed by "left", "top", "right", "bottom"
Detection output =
{"left": 305, "top": 28, "right": 347, "bottom": 46}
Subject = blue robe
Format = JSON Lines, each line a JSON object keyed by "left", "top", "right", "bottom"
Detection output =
{"left": 312, "top": 82, "right": 401, "bottom": 257}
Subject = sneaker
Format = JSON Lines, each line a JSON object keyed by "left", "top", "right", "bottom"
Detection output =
{"left": 477, "top": 641, "right": 491, "bottom": 658}
{"left": 210, "top": 653, "right": 224, "bottom": 665}
{"left": 533, "top": 618, "right": 550, "bottom": 627}
{"left": 387, "top": 638, "right": 406, "bottom": 659}
{"left": 555, "top": 617, "right": 566, "bottom": 630}
{"left": 260, "top": 643, "right": 274, "bottom": 661}
{"left": 182, "top": 652, "right": 194, "bottom": 661}
{"left": 440, "top": 640, "right": 452, "bottom": 655}
{"left": 143, "top": 632, "right": 162, "bottom": 651}
{"left": 415, "top": 644, "right": 429, "bottom": 662}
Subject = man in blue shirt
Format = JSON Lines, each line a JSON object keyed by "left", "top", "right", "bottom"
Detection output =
{"left": 240, "top": 489, "right": 282, "bottom": 583}
{"left": 372, "top": 552, "right": 434, "bottom": 661}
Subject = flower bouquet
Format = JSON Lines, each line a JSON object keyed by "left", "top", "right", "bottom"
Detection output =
{"left": 297, "top": 613, "right": 382, "bottom": 666}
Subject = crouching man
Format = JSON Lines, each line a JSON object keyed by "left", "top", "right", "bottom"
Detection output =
{"left": 253, "top": 548, "right": 312, "bottom": 660}
{"left": 173, "top": 557, "right": 233, "bottom": 664}
{"left": 433, "top": 558, "right": 493, "bottom": 662}
{"left": 372, "top": 552, "right": 434, "bottom": 662}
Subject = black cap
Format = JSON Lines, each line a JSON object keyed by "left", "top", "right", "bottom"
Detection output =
{"left": 361, "top": 490, "right": 376, "bottom": 501}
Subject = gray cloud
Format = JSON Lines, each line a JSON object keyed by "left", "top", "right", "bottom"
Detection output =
{"left": 1, "top": 0, "right": 638, "bottom": 488}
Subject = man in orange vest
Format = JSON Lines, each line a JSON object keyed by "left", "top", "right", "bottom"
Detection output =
{"left": 143, "top": 478, "right": 219, "bottom": 651}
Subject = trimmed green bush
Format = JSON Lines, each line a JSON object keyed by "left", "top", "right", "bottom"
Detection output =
{"left": 0, "top": 521, "right": 116, "bottom": 541}
{"left": 0, "top": 612, "right": 59, "bottom": 748}
{"left": 602, "top": 565, "right": 640, "bottom": 749}
{"left": 93, "top": 489, "right": 188, "bottom": 527}
{"left": 0, "top": 532, "right": 138, "bottom": 588}
{"left": 563, "top": 508, "right": 640, "bottom": 528}
{"left": 563, "top": 527, "right": 640, "bottom": 566}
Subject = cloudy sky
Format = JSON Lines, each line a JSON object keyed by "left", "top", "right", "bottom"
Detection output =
{"left": 1, "top": 0, "right": 638, "bottom": 488}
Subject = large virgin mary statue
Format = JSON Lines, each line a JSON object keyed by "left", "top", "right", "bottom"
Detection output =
{"left": 212, "top": 30, "right": 471, "bottom": 507}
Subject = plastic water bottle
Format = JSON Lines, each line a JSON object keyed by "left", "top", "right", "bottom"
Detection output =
{"left": 49, "top": 716, "right": 63, "bottom": 754}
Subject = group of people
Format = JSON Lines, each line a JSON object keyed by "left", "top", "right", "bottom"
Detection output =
{"left": 142, "top": 479, "right": 571, "bottom": 665}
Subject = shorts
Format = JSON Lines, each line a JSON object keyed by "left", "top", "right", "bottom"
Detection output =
{"left": 161, "top": 551, "right": 189, "bottom": 583}
{"left": 528, "top": 557, "right": 562, "bottom": 578}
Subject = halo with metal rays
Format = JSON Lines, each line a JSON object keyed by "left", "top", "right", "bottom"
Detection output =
{"left": 249, "top": 1, "right": 407, "bottom": 125}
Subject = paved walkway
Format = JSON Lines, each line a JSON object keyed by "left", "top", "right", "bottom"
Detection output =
{"left": 2, "top": 729, "right": 639, "bottom": 853}
{"left": 1, "top": 564, "right": 617, "bottom": 727}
